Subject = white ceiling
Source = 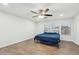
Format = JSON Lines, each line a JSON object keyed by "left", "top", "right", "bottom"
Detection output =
{"left": 0, "top": 3, "right": 79, "bottom": 22}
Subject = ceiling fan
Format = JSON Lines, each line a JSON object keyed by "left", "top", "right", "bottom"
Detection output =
{"left": 30, "top": 8, "right": 53, "bottom": 18}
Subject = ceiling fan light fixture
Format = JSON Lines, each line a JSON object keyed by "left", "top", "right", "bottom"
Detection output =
{"left": 38, "top": 15, "right": 45, "bottom": 18}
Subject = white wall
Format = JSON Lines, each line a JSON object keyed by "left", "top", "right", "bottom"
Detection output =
{"left": 73, "top": 15, "right": 79, "bottom": 45}
{"left": 0, "top": 10, "right": 78, "bottom": 48}
{"left": 36, "top": 19, "right": 73, "bottom": 41}
{"left": 0, "top": 12, "right": 36, "bottom": 48}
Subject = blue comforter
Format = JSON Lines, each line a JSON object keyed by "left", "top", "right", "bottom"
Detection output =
{"left": 34, "top": 32, "right": 60, "bottom": 44}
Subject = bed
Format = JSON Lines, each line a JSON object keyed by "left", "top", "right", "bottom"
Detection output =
{"left": 34, "top": 32, "right": 60, "bottom": 48}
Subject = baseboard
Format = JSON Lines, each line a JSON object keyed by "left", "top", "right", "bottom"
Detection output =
{"left": 63, "top": 40, "right": 79, "bottom": 46}
{"left": 61, "top": 39, "right": 73, "bottom": 42}
{"left": 73, "top": 41, "right": 79, "bottom": 46}
{"left": 0, "top": 37, "right": 78, "bottom": 48}
{"left": 61, "top": 39, "right": 79, "bottom": 46}
{"left": 0, "top": 37, "right": 34, "bottom": 48}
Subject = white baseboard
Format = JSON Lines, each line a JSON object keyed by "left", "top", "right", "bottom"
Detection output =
{"left": 0, "top": 38, "right": 29, "bottom": 48}
{"left": 0, "top": 37, "right": 78, "bottom": 48}
{"left": 61, "top": 39, "right": 73, "bottom": 42}
{"left": 73, "top": 41, "right": 79, "bottom": 46}
{"left": 62, "top": 39, "right": 79, "bottom": 46}
{"left": 0, "top": 36, "right": 35, "bottom": 48}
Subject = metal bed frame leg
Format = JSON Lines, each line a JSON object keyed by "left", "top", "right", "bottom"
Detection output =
{"left": 34, "top": 39, "right": 40, "bottom": 43}
{"left": 56, "top": 43, "right": 59, "bottom": 48}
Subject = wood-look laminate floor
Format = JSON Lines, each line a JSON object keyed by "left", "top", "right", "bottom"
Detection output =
{"left": 0, "top": 39, "right": 79, "bottom": 55}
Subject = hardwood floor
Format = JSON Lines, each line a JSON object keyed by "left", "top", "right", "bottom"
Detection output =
{"left": 0, "top": 39, "right": 79, "bottom": 55}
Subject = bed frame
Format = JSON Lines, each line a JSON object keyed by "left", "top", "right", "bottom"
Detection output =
{"left": 34, "top": 32, "right": 60, "bottom": 48}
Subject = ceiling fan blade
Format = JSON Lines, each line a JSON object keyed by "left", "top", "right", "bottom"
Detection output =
{"left": 44, "top": 14, "right": 52, "bottom": 16}
{"left": 32, "top": 15, "right": 38, "bottom": 18}
{"left": 31, "top": 10, "right": 38, "bottom": 14}
{"left": 45, "top": 8, "right": 49, "bottom": 13}
{"left": 38, "top": 9, "right": 43, "bottom": 14}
